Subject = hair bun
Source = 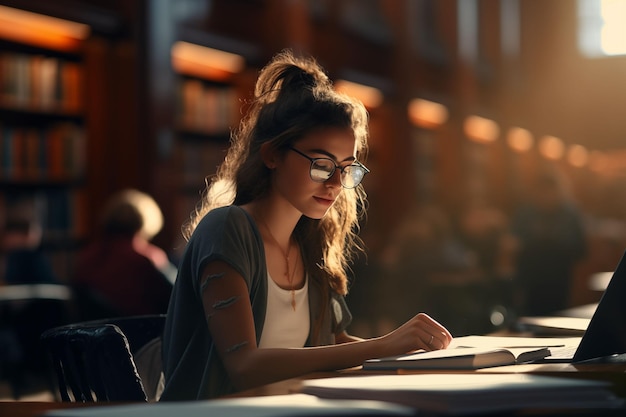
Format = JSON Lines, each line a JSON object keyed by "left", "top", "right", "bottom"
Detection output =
{"left": 254, "top": 50, "right": 330, "bottom": 103}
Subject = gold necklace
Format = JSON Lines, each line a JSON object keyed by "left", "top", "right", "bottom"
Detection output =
{"left": 260, "top": 218, "right": 297, "bottom": 311}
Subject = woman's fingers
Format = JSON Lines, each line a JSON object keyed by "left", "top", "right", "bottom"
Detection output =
{"left": 413, "top": 313, "right": 453, "bottom": 350}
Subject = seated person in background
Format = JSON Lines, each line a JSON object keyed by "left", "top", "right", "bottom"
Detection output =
{"left": 511, "top": 170, "right": 587, "bottom": 316}
{"left": 1, "top": 198, "right": 66, "bottom": 380}
{"left": 72, "top": 189, "right": 174, "bottom": 318}
{"left": 1, "top": 212, "right": 59, "bottom": 285}
{"left": 160, "top": 50, "right": 452, "bottom": 401}
{"left": 116, "top": 189, "right": 178, "bottom": 284}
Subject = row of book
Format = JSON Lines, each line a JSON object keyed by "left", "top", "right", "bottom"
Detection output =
{"left": 5, "top": 188, "right": 88, "bottom": 280}
{"left": 175, "top": 139, "right": 228, "bottom": 189}
{"left": 176, "top": 79, "right": 239, "bottom": 135}
{"left": 4, "top": 187, "right": 87, "bottom": 241}
{"left": 0, "top": 122, "right": 86, "bottom": 181}
{"left": 0, "top": 51, "right": 83, "bottom": 113}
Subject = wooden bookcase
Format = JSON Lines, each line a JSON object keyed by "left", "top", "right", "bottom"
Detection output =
{"left": 170, "top": 74, "right": 236, "bottom": 240}
{"left": 166, "top": 36, "right": 259, "bottom": 256}
{"left": 0, "top": 1, "right": 124, "bottom": 281}
{"left": 0, "top": 35, "right": 88, "bottom": 280}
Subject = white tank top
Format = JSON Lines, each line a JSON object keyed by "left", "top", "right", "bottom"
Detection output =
{"left": 258, "top": 272, "right": 310, "bottom": 348}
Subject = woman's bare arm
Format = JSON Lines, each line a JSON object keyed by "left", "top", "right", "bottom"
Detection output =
{"left": 201, "top": 260, "right": 452, "bottom": 391}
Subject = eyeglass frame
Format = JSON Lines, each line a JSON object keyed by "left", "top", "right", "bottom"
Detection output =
{"left": 287, "top": 146, "right": 370, "bottom": 189}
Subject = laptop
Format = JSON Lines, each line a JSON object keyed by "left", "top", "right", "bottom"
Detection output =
{"left": 533, "top": 250, "right": 626, "bottom": 363}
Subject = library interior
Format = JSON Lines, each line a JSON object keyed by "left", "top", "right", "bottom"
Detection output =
{"left": 1, "top": 0, "right": 626, "bottom": 416}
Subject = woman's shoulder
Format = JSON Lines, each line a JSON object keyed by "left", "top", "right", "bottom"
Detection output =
{"left": 198, "top": 205, "right": 250, "bottom": 226}
{"left": 193, "top": 206, "right": 257, "bottom": 239}
{"left": 186, "top": 205, "right": 264, "bottom": 278}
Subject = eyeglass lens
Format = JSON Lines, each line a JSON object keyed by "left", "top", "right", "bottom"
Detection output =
{"left": 288, "top": 147, "right": 368, "bottom": 189}
{"left": 310, "top": 159, "right": 365, "bottom": 188}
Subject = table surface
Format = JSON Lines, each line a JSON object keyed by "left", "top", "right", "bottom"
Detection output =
{"left": 0, "top": 284, "right": 72, "bottom": 302}
{"left": 2, "top": 362, "right": 625, "bottom": 417}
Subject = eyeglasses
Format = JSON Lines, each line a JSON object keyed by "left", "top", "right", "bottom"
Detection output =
{"left": 288, "top": 147, "right": 370, "bottom": 189}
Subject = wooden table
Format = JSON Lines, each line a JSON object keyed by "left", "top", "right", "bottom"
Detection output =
{"left": 2, "top": 362, "right": 625, "bottom": 417}
{"left": 0, "top": 401, "right": 116, "bottom": 417}
{"left": 229, "top": 362, "right": 626, "bottom": 398}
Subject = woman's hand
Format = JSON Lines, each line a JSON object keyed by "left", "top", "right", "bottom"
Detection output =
{"left": 382, "top": 313, "right": 453, "bottom": 354}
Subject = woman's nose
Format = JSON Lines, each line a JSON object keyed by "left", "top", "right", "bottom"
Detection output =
{"left": 325, "top": 168, "right": 342, "bottom": 188}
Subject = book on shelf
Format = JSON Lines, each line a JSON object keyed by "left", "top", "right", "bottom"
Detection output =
{"left": 300, "top": 373, "right": 624, "bottom": 415}
{"left": 177, "top": 78, "right": 237, "bottom": 134}
{"left": 0, "top": 52, "right": 82, "bottom": 112}
{"left": 176, "top": 139, "right": 227, "bottom": 187}
{"left": 0, "top": 121, "right": 85, "bottom": 181}
{"left": 4, "top": 188, "right": 86, "bottom": 242}
{"left": 362, "top": 335, "right": 579, "bottom": 371}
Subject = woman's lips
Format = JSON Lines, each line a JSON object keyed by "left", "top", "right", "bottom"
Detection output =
{"left": 314, "top": 196, "right": 334, "bottom": 207}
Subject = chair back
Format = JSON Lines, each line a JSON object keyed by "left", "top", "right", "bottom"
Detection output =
{"left": 40, "top": 314, "right": 166, "bottom": 402}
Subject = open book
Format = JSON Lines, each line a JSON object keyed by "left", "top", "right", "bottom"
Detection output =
{"left": 363, "top": 346, "right": 550, "bottom": 370}
{"left": 363, "top": 335, "right": 577, "bottom": 370}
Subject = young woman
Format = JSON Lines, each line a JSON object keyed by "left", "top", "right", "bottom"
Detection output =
{"left": 160, "top": 50, "right": 452, "bottom": 401}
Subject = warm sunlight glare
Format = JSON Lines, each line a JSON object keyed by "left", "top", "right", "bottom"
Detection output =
{"left": 506, "top": 127, "right": 534, "bottom": 152}
{"left": 171, "top": 42, "right": 245, "bottom": 81}
{"left": 601, "top": 0, "right": 626, "bottom": 55}
{"left": 567, "top": 144, "right": 589, "bottom": 167}
{"left": 464, "top": 115, "right": 500, "bottom": 143}
{"left": 334, "top": 79, "right": 383, "bottom": 109}
{"left": 539, "top": 135, "right": 565, "bottom": 160}
{"left": 408, "top": 98, "right": 449, "bottom": 129}
{"left": 0, "top": 5, "right": 90, "bottom": 52}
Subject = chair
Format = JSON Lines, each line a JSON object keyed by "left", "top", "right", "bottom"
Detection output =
{"left": 40, "top": 314, "right": 166, "bottom": 402}
{"left": 0, "top": 284, "right": 74, "bottom": 399}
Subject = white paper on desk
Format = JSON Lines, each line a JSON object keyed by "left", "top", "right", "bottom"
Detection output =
{"left": 300, "top": 373, "right": 625, "bottom": 415}
{"left": 44, "top": 393, "right": 414, "bottom": 417}
{"left": 449, "top": 335, "right": 581, "bottom": 349}
{"left": 517, "top": 316, "right": 590, "bottom": 336}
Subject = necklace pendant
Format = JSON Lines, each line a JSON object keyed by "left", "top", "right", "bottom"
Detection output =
{"left": 291, "top": 292, "right": 296, "bottom": 311}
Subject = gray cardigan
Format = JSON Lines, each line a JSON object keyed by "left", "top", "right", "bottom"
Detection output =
{"left": 160, "top": 206, "right": 352, "bottom": 401}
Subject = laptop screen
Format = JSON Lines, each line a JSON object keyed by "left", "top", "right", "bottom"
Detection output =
{"left": 573, "top": 250, "right": 626, "bottom": 362}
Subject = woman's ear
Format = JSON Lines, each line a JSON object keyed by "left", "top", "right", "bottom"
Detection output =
{"left": 260, "top": 142, "right": 278, "bottom": 169}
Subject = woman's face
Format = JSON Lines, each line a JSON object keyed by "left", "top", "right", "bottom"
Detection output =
{"left": 272, "top": 127, "right": 358, "bottom": 219}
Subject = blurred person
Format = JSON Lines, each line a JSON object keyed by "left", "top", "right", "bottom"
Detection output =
{"left": 454, "top": 196, "right": 519, "bottom": 331}
{"left": 72, "top": 189, "right": 174, "bottom": 318}
{"left": 0, "top": 197, "right": 23, "bottom": 394}
{"left": 1, "top": 193, "right": 59, "bottom": 285}
{"left": 1, "top": 211, "right": 59, "bottom": 285}
{"left": 456, "top": 196, "right": 518, "bottom": 284}
{"left": 511, "top": 169, "right": 588, "bottom": 316}
{"left": 161, "top": 50, "right": 452, "bottom": 401}
{"left": 0, "top": 196, "right": 66, "bottom": 390}
{"left": 377, "top": 201, "right": 476, "bottom": 330}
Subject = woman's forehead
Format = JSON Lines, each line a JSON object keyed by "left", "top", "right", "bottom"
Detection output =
{"left": 296, "top": 127, "right": 357, "bottom": 151}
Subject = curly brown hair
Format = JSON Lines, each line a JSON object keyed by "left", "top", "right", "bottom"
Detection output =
{"left": 182, "top": 49, "right": 369, "bottom": 296}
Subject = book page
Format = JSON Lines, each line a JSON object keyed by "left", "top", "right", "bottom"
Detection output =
{"left": 449, "top": 335, "right": 581, "bottom": 349}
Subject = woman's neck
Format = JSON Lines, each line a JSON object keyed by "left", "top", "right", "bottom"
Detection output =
{"left": 242, "top": 199, "right": 300, "bottom": 245}
{"left": 243, "top": 198, "right": 305, "bottom": 297}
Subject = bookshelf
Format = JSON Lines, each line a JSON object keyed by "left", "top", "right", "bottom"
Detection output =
{"left": 0, "top": 11, "right": 89, "bottom": 282}
{"left": 0, "top": 40, "right": 86, "bottom": 180}
{"left": 173, "top": 83, "right": 232, "bottom": 234}
{"left": 168, "top": 40, "right": 255, "bottom": 243}
{"left": 176, "top": 76, "right": 239, "bottom": 137}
